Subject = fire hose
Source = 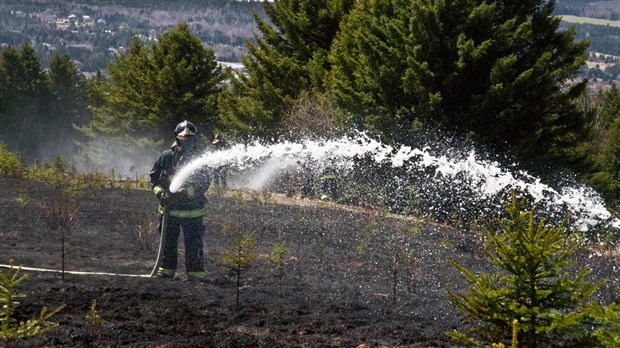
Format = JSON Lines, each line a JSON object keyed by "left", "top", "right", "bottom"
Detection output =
{"left": 0, "top": 265, "right": 149, "bottom": 278}
{"left": 150, "top": 204, "right": 169, "bottom": 277}
{"left": 0, "top": 205, "right": 170, "bottom": 278}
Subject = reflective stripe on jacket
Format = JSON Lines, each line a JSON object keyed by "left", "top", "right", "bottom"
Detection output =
{"left": 158, "top": 204, "right": 206, "bottom": 218}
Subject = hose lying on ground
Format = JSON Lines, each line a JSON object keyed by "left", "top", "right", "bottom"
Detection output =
{"left": 0, "top": 207, "right": 170, "bottom": 279}
{"left": 0, "top": 264, "right": 150, "bottom": 277}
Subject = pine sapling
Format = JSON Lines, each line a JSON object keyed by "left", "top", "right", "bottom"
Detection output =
{"left": 0, "top": 260, "right": 65, "bottom": 348}
{"left": 386, "top": 231, "right": 418, "bottom": 305}
{"left": 39, "top": 179, "right": 80, "bottom": 281}
{"left": 220, "top": 222, "right": 257, "bottom": 310}
{"left": 0, "top": 142, "right": 25, "bottom": 179}
{"left": 583, "top": 298, "right": 620, "bottom": 347}
{"left": 445, "top": 191, "right": 605, "bottom": 347}
{"left": 267, "top": 230, "right": 289, "bottom": 281}
{"left": 86, "top": 298, "right": 103, "bottom": 339}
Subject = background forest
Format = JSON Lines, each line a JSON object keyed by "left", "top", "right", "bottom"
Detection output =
{"left": 1, "top": 0, "right": 620, "bottom": 209}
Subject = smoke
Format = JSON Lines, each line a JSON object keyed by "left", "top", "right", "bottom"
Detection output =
{"left": 33, "top": 137, "right": 79, "bottom": 166}
{"left": 74, "top": 136, "right": 159, "bottom": 177}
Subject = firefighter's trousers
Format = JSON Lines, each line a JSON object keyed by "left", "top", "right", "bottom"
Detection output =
{"left": 158, "top": 214, "right": 205, "bottom": 275}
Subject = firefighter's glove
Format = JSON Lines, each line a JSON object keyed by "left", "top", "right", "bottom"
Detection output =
{"left": 157, "top": 191, "right": 169, "bottom": 205}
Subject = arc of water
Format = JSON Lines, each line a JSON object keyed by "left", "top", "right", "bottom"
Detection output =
{"left": 168, "top": 133, "right": 617, "bottom": 230}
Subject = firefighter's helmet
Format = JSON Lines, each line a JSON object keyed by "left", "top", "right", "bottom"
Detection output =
{"left": 174, "top": 120, "right": 198, "bottom": 140}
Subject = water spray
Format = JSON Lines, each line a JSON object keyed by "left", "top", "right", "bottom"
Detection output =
{"left": 170, "top": 133, "right": 619, "bottom": 231}
{"left": 169, "top": 135, "right": 387, "bottom": 193}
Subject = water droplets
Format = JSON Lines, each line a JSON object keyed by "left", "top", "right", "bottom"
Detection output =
{"left": 169, "top": 133, "right": 617, "bottom": 230}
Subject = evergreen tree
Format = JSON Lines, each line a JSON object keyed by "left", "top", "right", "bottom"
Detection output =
{"left": 328, "top": 0, "right": 410, "bottom": 137}
{"left": 0, "top": 47, "right": 21, "bottom": 138}
{"left": 584, "top": 301, "right": 620, "bottom": 347}
{"left": 218, "top": 0, "right": 355, "bottom": 140}
{"left": 582, "top": 85, "right": 620, "bottom": 203}
{"left": 45, "top": 53, "right": 90, "bottom": 159}
{"left": 0, "top": 44, "right": 49, "bottom": 159}
{"left": 445, "top": 192, "right": 604, "bottom": 347}
{"left": 81, "top": 23, "right": 223, "bottom": 147}
{"left": 329, "top": 0, "right": 590, "bottom": 164}
{"left": 150, "top": 23, "right": 223, "bottom": 136}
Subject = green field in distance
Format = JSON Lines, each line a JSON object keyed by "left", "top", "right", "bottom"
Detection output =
{"left": 559, "top": 15, "right": 620, "bottom": 27}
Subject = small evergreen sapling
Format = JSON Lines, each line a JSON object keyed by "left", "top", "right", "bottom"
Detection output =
{"left": 220, "top": 221, "right": 257, "bottom": 310}
{"left": 0, "top": 260, "right": 65, "bottom": 347}
{"left": 86, "top": 298, "right": 103, "bottom": 339}
{"left": 267, "top": 230, "right": 289, "bottom": 281}
{"left": 445, "top": 192, "right": 605, "bottom": 347}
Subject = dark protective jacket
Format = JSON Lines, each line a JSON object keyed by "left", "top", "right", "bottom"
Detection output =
{"left": 149, "top": 144, "right": 210, "bottom": 218}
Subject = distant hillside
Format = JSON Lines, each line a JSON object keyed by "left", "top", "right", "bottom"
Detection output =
{"left": 0, "top": 0, "right": 265, "bottom": 72}
{"left": 557, "top": 18, "right": 620, "bottom": 87}
{"left": 0, "top": 0, "right": 618, "bottom": 88}
{"left": 554, "top": 1, "right": 620, "bottom": 57}
{"left": 554, "top": 2, "right": 620, "bottom": 87}
{"left": 555, "top": 0, "right": 620, "bottom": 21}
{"left": 560, "top": 15, "right": 620, "bottom": 27}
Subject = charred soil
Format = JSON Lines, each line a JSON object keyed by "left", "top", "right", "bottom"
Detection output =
{"left": 0, "top": 178, "right": 617, "bottom": 347}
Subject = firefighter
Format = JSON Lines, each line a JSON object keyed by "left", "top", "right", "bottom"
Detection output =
{"left": 320, "top": 160, "right": 338, "bottom": 201}
{"left": 150, "top": 120, "right": 210, "bottom": 281}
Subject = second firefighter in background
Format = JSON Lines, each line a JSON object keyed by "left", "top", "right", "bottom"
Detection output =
{"left": 211, "top": 133, "right": 229, "bottom": 188}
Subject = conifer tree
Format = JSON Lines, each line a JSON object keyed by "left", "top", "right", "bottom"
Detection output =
{"left": 328, "top": 0, "right": 409, "bottom": 136}
{"left": 0, "top": 47, "right": 90, "bottom": 162}
{"left": 588, "top": 86, "right": 620, "bottom": 204}
{"left": 218, "top": 0, "right": 355, "bottom": 140}
{"left": 584, "top": 301, "right": 620, "bottom": 347}
{"left": 329, "top": 0, "right": 589, "bottom": 164}
{"left": 45, "top": 54, "right": 90, "bottom": 158}
{"left": 82, "top": 23, "right": 223, "bottom": 146}
{"left": 150, "top": 23, "right": 223, "bottom": 136}
{"left": 0, "top": 47, "right": 21, "bottom": 140}
{"left": 445, "top": 192, "right": 604, "bottom": 347}
{"left": 0, "top": 44, "right": 49, "bottom": 159}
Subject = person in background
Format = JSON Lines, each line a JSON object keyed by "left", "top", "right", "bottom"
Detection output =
{"left": 298, "top": 156, "right": 315, "bottom": 199}
{"left": 211, "top": 133, "right": 229, "bottom": 188}
{"left": 320, "top": 160, "right": 338, "bottom": 201}
{"left": 149, "top": 120, "right": 210, "bottom": 281}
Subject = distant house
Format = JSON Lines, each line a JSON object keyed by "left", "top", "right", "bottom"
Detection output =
{"left": 135, "top": 34, "right": 156, "bottom": 42}
{"left": 68, "top": 14, "right": 77, "bottom": 20}
{"left": 82, "top": 15, "right": 92, "bottom": 22}
{"left": 97, "top": 18, "right": 107, "bottom": 25}
{"left": 42, "top": 43, "right": 57, "bottom": 50}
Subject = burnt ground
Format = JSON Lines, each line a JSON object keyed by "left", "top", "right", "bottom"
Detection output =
{"left": 0, "top": 177, "right": 618, "bottom": 347}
